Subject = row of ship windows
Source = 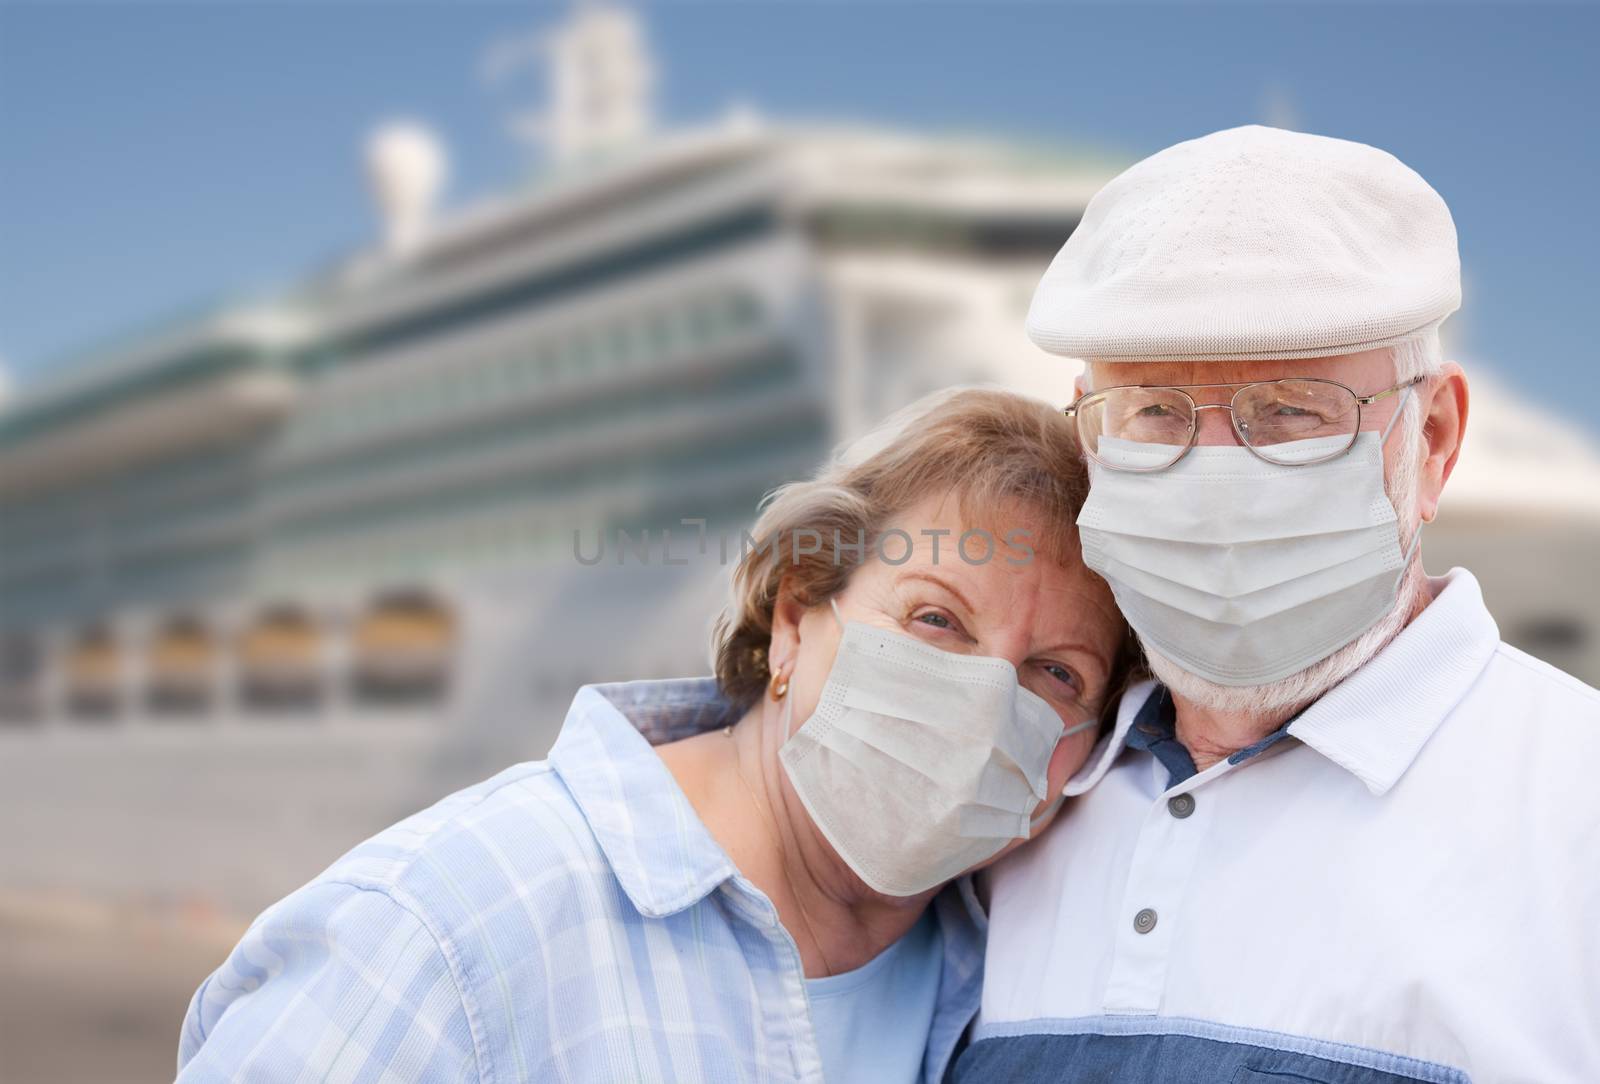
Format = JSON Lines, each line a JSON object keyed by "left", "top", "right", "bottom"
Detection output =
{"left": 283, "top": 288, "right": 767, "bottom": 451}
{"left": 0, "top": 477, "right": 776, "bottom": 619}
{"left": 0, "top": 478, "right": 777, "bottom": 634}
{"left": 0, "top": 288, "right": 769, "bottom": 543}
{"left": 0, "top": 362, "right": 813, "bottom": 589}
{"left": 0, "top": 594, "right": 454, "bottom": 726}
{"left": 259, "top": 485, "right": 770, "bottom": 586}
{"left": 266, "top": 344, "right": 798, "bottom": 505}
{"left": 1, "top": 519, "right": 569, "bottom": 615}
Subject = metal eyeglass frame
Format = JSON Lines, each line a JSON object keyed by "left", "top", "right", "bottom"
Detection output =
{"left": 1062, "top": 375, "right": 1426, "bottom": 472}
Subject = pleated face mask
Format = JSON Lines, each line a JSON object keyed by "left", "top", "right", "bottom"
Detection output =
{"left": 1077, "top": 387, "right": 1421, "bottom": 687}
{"left": 778, "top": 599, "right": 1096, "bottom": 898}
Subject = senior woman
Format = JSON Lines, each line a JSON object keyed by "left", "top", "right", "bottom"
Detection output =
{"left": 176, "top": 387, "right": 1132, "bottom": 1084}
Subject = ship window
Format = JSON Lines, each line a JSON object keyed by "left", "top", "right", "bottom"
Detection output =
{"left": 607, "top": 323, "right": 634, "bottom": 364}
{"left": 66, "top": 624, "right": 121, "bottom": 722}
{"left": 645, "top": 310, "right": 675, "bottom": 357}
{"left": 471, "top": 365, "right": 496, "bottom": 403}
{"left": 146, "top": 615, "right": 215, "bottom": 716}
{"left": 0, "top": 632, "right": 43, "bottom": 725}
{"left": 726, "top": 291, "right": 762, "bottom": 330}
{"left": 687, "top": 298, "right": 718, "bottom": 344}
{"left": 350, "top": 592, "right": 453, "bottom": 707}
{"left": 238, "top": 607, "right": 323, "bottom": 714}
{"left": 568, "top": 332, "right": 596, "bottom": 373}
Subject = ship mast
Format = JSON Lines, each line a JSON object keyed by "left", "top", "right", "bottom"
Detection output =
{"left": 514, "top": 1, "right": 658, "bottom": 167}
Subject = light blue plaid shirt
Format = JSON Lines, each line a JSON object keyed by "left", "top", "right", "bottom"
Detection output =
{"left": 177, "top": 678, "right": 987, "bottom": 1083}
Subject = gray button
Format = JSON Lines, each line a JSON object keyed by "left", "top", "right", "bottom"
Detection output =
{"left": 1167, "top": 793, "right": 1196, "bottom": 819}
{"left": 1133, "top": 908, "right": 1157, "bottom": 934}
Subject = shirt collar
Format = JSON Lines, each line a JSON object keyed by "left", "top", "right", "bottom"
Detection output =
{"left": 547, "top": 676, "right": 989, "bottom": 1035}
{"left": 548, "top": 678, "right": 742, "bottom": 917}
{"left": 1122, "top": 685, "right": 1199, "bottom": 788}
{"left": 1064, "top": 676, "right": 1156, "bottom": 796}
{"left": 1287, "top": 566, "right": 1500, "bottom": 796}
{"left": 1062, "top": 677, "right": 1152, "bottom": 799}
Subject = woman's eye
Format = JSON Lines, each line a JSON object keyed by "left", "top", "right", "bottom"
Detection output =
{"left": 915, "top": 611, "right": 953, "bottom": 630}
{"left": 1042, "top": 663, "right": 1080, "bottom": 691}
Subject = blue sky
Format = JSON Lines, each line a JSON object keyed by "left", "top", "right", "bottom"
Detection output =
{"left": 2, "top": 2, "right": 1596, "bottom": 433}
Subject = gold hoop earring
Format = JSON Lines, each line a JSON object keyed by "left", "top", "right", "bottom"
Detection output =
{"left": 768, "top": 666, "right": 789, "bottom": 701}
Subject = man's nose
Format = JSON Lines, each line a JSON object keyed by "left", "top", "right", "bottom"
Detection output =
{"left": 1192, "top": 403, "right": 1240, "bottom": 446}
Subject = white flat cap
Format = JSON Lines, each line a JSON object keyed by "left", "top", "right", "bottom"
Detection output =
{"left": 1027, "top": 125, "right": 1460, "bottom": 362}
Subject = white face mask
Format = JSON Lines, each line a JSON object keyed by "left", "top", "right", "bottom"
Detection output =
{"left": 1077, "top": 389, "right": 1421, "bottom": 688}
{"left": 778, "top": 600, "right": 1096, "bottom": 898}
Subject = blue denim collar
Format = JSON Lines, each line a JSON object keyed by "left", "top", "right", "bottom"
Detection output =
{"left": 1125, "top": 684, "right": 1300, "bottom": 789}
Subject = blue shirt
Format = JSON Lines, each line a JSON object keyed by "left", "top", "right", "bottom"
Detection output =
{"left": 806, "top": 906, "right": 943, "bottom": 1084}
{"left": 177, "top": 677, "right": 987, "bottom": 1083}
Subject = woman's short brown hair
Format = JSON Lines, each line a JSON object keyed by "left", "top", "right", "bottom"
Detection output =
{"left": 712, "top": 385, "right": 1133, "bottom": 709}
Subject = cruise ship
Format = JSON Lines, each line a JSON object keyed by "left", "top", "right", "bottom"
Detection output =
{"left": 0, "top": 4, "right": 1118, "bottom": 912}
{"left": 2, "top": 3, "right": 1596, "bottom": 918}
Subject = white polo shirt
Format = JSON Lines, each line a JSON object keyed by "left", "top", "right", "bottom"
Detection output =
{"left": 955, "top": 568, "right": 1600, "bottom": 1083}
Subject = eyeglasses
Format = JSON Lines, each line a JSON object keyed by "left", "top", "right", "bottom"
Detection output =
{"left": 1063, "top": 375, "right": 1424, "bottom": 472}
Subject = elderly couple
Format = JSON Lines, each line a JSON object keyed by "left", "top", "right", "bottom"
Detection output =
{"left": 177, "top": 127, "right": 1599, "bottom": 1083}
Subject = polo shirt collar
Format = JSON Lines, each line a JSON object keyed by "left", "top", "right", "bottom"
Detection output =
{"left": 1064, "top": 678, "right": 1156, "bottom": 796}
{"left": 548, "top": 678, "right": 742, "bottom": 917}
{"left": 1287, "top": 567, "right": 1501, "bottom": 796}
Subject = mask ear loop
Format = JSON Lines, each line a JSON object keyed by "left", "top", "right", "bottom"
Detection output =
{"left": 1027, "top": 791, "right": 1066, "bottom": 834}
{"left": 1376, "top": 384, "right": 1425, "bottom": 583}
{"left": 1388, "top": 508, "right": 1425, "bottom": 598}
{"left": 1377, "top": 384, "right": 1415, "bottom": 447}
{"left": 772, "top": 598, "right": 842, "bottom": 747}
{"left": 769, "top": 657, "right": 800, "bottom": 770}
{"left": 774, "top": 599, "right": 843, "bottom": 749}
{"left": 1025, "top": 715, "right": 1099, "bottom": 834}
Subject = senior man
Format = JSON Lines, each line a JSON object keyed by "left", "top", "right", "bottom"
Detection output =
{"left": 951, "top": 126, "right": 1600, "bottom": 1083}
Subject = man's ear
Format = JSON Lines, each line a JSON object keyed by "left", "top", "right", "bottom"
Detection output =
{"left": 1073, "top": 362, "right": 1092, "bottom": 398}
{"left": 1418, "top": 362, "right": 1469, "bottom": 524}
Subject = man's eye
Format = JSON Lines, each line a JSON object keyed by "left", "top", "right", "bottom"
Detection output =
{"left": 1271, "top": 405, "right": 1318, "bottom": 417}
{"left": 1137, "top": 404, "right": 1173, "bottom": 418}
